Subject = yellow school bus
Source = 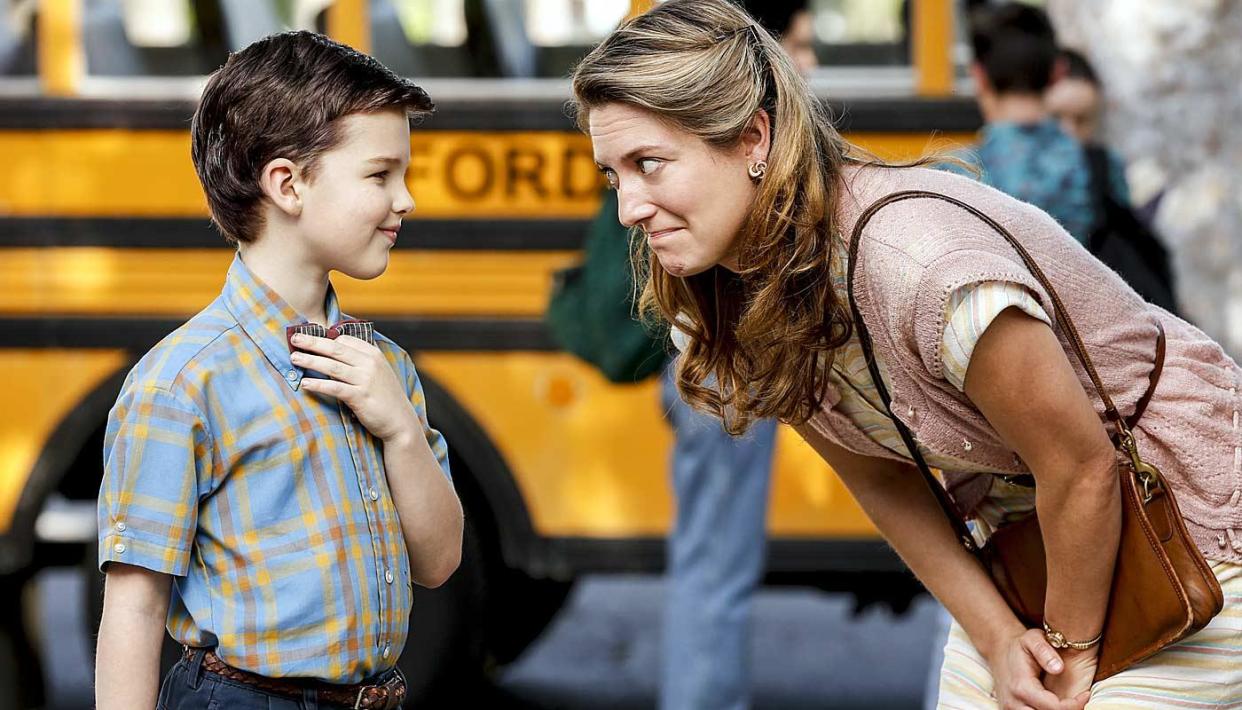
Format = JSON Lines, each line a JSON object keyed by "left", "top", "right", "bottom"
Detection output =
{"left": 0, "top": 0, "right": 975, "bottom": 704}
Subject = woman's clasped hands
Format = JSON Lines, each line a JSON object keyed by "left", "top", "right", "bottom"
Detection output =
{"left": 987, "top": 627, "right": 1094, "bottom": 710}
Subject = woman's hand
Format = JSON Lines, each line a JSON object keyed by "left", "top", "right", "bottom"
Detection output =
{"left": 986, "top": 628, "right": 1090, "bottom": 710}
{"left": 1044, "top": 647, "right": 1097, "bottom": 702}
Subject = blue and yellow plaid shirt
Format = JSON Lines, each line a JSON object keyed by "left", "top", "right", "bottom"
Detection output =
{"left": 97, "top": 253, "right": 451, "bottom": 683}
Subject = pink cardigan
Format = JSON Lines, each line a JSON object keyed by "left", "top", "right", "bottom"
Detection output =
{"left": 808, "top": 165, "right": 1242, "bottom": 563}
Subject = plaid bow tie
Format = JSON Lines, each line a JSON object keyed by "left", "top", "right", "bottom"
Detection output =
{"left": 285, "top": 319, "right": 375, "bottom": 352}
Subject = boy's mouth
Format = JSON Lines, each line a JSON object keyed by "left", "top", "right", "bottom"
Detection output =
{"left": 378, "top": 225, "right": 400, "bottom": 243}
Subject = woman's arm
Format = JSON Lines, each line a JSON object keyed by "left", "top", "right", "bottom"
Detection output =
{"left": 964, "top": 307, "right": 1122, "bottom": 692}
{"left": 95, "top": 563, "right": 171, "bottom": 710}
{"left": 794, "top": 423, "right": 1085, "bottom": 710}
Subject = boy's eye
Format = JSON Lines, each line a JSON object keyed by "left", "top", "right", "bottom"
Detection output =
{"left": 370, "top": 171, "right": 388, "bottom": 180}
{"left": 637, "top": 158, "right": 661, "bottom": 175}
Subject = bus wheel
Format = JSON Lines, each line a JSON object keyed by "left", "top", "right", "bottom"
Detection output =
{"left": 397, "top": 510, "right": 489, "bottom": 705}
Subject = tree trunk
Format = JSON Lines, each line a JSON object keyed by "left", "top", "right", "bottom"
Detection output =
{"left": 1048, "top": 0, "right": 1242, "bottom": 356}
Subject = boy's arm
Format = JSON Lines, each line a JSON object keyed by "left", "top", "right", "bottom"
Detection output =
{"left": 383, "top": 429, "right": 463, "bottom": 588}
{"left": 96, "top": 563, "right": 171, "bottom": 710}
{"left": 292, "top": 334, "right": 463, "bottom": 587}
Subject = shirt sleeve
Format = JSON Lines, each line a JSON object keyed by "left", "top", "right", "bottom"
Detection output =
{"left": 401, "top": 353, "right": 452, "bottom": 481}
{"left": 940, "top": 281, "right": 1053, "bottom": 392}
{"left": 98, "top": 383, "right": 209, "bottom": 576}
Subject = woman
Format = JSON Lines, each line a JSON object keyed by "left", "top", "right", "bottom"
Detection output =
{"left": 572, "top": 1, "right": 1242, "bottom": 708}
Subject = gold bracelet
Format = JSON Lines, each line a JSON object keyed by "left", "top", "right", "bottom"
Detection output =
{"left": 1042, "top": 621, "right": 1103, "bottom": 651}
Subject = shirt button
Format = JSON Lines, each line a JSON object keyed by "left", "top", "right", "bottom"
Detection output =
{"left": 369, "top": 487, "right": 379, "bottom": 501}
{"left": 113, "top": 543, "right": 126, "bottom": 554}
{"left": 385, "top": 569, "right": 394, "bottom": 584}
{"left": 115, "top": 521, "right": 127, "bottom": 532}
{"left": 285, "top": 369, "right": 298, "bottom": 382}
{"left": 381, "top": 644, "right": 391, "bottom": 660}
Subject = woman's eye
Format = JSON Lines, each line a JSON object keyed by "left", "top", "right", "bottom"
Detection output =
{"left": 602, "top": 169, "right": 619, "bottom": 190}
{"left": 637, "top": 158, "right": 661, "bottom": 175}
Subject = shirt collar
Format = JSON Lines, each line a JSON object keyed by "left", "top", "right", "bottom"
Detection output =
{"left": 221, "top": 252, "right": 343, "bottom": 391}
{"left": 981, "top": 118, "right": 1062, "bottom": 141}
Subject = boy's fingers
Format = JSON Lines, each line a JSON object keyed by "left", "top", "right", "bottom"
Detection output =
{"left": 290, "top": 334, "right": 364, "bottom": 364}
{"left": 334, "top": 334, "right": 376, "bottom": 354}
{"left": 299, "top": 377, "right": 349, "bottom": 399}
{"left": 290, "top": 353, "right": 356, "bottom": 383}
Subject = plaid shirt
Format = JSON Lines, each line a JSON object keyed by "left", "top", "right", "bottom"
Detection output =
{"left": 97, "top": 253, "right": 451, "bottom": 683}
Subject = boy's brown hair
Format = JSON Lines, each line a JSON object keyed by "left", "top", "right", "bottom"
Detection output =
{"left": 191, "top": 31, "right": 433, "bottom": 244}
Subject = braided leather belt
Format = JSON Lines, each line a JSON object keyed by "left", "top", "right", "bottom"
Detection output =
{"left": 184, "top": 647, "right": 407, "bottom": 709}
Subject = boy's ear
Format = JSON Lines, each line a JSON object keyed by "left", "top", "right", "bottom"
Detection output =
{"left": 969, "top": 61, "right": 993, "bottom": 96}
{"left": 259, "top": 158, "right": 303, "bottom": 217}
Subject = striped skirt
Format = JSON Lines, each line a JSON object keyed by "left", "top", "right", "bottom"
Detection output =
{"left": 936, "top": 562, "right": 1242, "bottom": 709}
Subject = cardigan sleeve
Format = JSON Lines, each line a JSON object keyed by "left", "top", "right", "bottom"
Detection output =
{"left": 911, "top": 248, "right": 1058, "bottom": 381}
{"left": 941, "top": 281, "right": 1053, "bottom": 391}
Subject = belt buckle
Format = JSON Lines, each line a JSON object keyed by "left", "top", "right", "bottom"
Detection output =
{"left": 354, "top": 671, "right": 405, "bottom": 710}
{"left": 382, "top": 670, "right": 406, "bottom": 710}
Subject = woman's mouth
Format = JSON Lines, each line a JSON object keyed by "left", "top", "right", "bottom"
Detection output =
{"left": 647, "top": 227, "right": 680, "bottom": 241}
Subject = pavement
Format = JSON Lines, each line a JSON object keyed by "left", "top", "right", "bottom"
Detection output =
{"left": 33, "top": 569, "right": 942, "bottom": 710}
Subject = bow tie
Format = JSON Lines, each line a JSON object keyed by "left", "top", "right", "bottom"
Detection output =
{"left": 285, "top": 319, "right": 375, "bottom": 352}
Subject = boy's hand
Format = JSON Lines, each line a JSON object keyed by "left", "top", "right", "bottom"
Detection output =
{"left": 291, "top": 333, "right": 421, "bottom": 444}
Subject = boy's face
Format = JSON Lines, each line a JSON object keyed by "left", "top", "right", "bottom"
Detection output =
{"left": 296, "top": 108, "right": 414, "bottom": 280}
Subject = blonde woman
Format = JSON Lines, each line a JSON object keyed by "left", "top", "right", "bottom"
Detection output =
{"left": 572, "top": 1, "right": 1242, "bottom": 708}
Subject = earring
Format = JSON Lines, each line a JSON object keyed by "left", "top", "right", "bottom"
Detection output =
{"left": 747, "top": 160, "right": 767, "bottom": 181}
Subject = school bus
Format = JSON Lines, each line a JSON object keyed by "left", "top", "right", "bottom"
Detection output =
{"left": 0, "top": 0, "right": 978, "bottom": 705}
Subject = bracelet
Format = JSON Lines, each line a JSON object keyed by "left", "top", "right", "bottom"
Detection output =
{"left": 1042, "top": 621, "right": 1103, "bottom": 651}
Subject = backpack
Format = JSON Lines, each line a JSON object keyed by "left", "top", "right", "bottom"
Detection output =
{"left": 544, "top": 190, "right": 670, "bottom": 383}
{"left": 1084, "top": 145, "right": 1180, "bottom": 314}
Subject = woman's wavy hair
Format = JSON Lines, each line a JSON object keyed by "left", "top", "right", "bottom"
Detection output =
{"left": 570, "top": 0, "right": 887, "bottom": 435}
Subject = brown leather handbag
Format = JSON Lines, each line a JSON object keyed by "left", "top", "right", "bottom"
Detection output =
{"left": 846, "top": 190, "right": 1223, "bottom": 682}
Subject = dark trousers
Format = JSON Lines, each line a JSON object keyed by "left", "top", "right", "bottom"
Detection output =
{"left": 158, "top": 647, "right": 404, "bottom": 710}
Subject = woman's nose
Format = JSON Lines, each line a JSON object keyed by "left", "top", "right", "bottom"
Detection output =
{"left": 617, "top": 188, "right": 656, "bottom": 228}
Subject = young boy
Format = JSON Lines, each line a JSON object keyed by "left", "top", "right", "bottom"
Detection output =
{"left": 94, "top": 31, "right": 463, "bottom": 709}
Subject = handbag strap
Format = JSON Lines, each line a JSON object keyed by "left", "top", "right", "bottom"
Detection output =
{"left": 844, "top": 189, "right": 1144, "bottom": 554}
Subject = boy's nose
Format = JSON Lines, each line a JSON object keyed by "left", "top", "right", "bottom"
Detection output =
{"left": 394, "top": 186, "right": 415, "bottom": 215}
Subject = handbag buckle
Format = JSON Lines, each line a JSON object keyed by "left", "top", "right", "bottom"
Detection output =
{"left": 1119, "top": 428, "right": 1162, "bottom": 503}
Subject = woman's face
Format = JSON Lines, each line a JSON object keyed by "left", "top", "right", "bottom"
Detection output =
{"left": 589, "top": 102, "right": 767, "bottom": 277}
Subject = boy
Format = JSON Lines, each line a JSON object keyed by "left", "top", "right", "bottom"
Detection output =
{"left": 95, "top": 31, "right": 463, "bottom": 709}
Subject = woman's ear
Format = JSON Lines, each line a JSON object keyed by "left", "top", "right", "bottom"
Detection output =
{"left": 741, "top": 108, "right": 772, "bottom": 164}
{"left": 258, "top": 158, "right": 302, "bottom": 217}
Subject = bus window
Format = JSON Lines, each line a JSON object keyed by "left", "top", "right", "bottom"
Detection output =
{"left": 82, "top": 0, "right": 227, "bottom": 76}
{"left": 373, "top": 0, "right": 475, "bottom": 77}
{"left": 808, "top": 0, "right": 911, "bottom": 67}
{"left": 1, "top": 0, "right": 37, "bottom": 76}
{"left": 524, "top": 0, "right": 628, "bottom": 77}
